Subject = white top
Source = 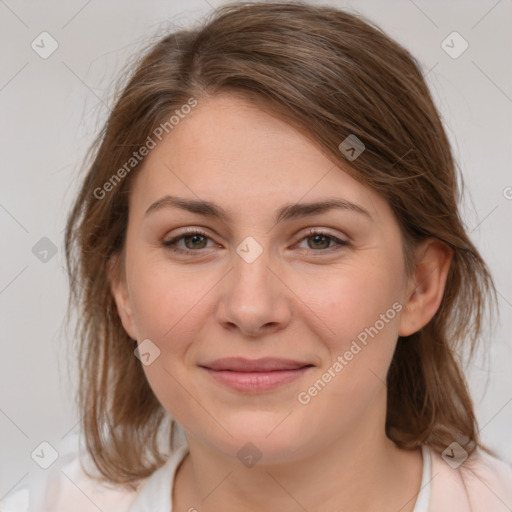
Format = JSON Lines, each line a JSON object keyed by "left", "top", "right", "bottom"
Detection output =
{"left": 414, "top": 445, "right": 431, "bottom": 512}
{"left": 0, "top": 438, "right": 431, "bottom": 512}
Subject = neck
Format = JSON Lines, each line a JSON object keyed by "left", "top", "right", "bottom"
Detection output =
{"left": 173, "top": 396, "right": 423, "bottom": 512}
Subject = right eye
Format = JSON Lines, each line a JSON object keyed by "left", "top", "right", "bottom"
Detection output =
{"left": 162, "top": 229, "right": 216, "bottom": 255}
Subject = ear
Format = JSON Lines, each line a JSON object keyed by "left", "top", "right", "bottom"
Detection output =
{"left": 398, "top": 238, "right": 453, "bottom": 337}
{"left": 107, "top": 253, "right": 138, "bottom": 341}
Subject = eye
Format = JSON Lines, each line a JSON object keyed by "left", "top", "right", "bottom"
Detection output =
{"left": 162, "top": 228, "right": 349, "bottom": 255}
{"left": 162, "top": 229, "right": 214, "bottom": 254}
{"left": 294, "top": 229, "right": 349, "bottom": 253}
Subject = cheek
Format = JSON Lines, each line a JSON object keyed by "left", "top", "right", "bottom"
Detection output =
{"left": 303, "top": 261, "right": 403, "bottom": 401}
{"left": 309, "top": 263, "right": 402, "bottom": 345}
{"left": 127, "top": 252, "right": 209, "bottom": 344}
{"left": 125, "top": 257, "right": 210, "bottom": 424}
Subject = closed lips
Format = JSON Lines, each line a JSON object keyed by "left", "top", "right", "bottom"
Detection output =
{"left": 200, "top": 357, "right": 314, "bottom": 372}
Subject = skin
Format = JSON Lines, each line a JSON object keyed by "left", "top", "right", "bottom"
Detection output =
{"left": 109, "top": 92, "right": 452, "bottom": 512}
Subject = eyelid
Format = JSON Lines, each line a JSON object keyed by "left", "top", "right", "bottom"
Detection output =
{"left": 293, "top": 228, "right": 349, "bottom": 253}
{"left": 300, "top": 227, "right": 348, "bottom": 242}
{"left": 162, "top": 228, "right": 213, "bottom": 247}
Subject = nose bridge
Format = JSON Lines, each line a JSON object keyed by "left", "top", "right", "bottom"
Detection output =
{"left": 231, "top": 236, "right": 275, "bottom": 307}
{"left": 234, "top": 240, "right": 271, "bottom": 291}
{"left": 216, "top": 235, "right": 290, "bottom": 336}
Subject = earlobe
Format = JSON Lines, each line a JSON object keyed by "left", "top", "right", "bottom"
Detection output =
{"left": 398, "top": 239, "right": 453, "bottom": 337}
{"left": 107, "top": 254, "right": 138, "bottom": 340}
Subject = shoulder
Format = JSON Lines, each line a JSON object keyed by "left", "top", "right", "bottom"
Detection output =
{"left": 460, "top": 448, "right": 512, "bottom": 510}
{"left": 0, "top": 487, "right": 29, "bottom": 512}
{"left": 0, "top": 435, "right": 141, "bottom": 512}
{"left": 428, "top": 444, "right": 512, "bottom": 511}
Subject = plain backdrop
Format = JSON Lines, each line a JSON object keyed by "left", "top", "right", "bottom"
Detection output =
{"left": 1, "top": 0, "right": 511, "bottom": 499}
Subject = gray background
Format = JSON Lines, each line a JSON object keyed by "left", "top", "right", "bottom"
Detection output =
{"left": 1, "top": 0, "right": 511, "bottom": 499}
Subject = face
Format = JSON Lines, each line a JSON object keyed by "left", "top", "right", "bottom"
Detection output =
{"left": 110, "top": 93, "right": 417, "bottom": 464}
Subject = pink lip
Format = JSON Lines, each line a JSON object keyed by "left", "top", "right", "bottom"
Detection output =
{"left": 199, "top": 357, "right": 314, "bottom": 392}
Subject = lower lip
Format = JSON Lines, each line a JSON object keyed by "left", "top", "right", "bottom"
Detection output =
{"left": 203, "top": 367, "right": 312, "bottom": 392}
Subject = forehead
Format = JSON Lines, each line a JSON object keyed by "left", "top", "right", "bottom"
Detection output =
{"left": 129, "top": 93, "right": 383, "bottom": 220}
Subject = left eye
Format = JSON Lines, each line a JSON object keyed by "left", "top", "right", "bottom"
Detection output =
{"left": 162, "top": 229, "right": 348, "bottom": 255}
{"left": 296, "top": 230, "right": 348, "bottom": 252}
{"left": 162, "top": 230, "right": 215, "bottom": 253}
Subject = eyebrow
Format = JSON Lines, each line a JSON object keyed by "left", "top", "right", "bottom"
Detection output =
{"left": 144, "top": 195, "right": 371, "bottom": 223}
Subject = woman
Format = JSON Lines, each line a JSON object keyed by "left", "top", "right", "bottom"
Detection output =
{"left": 3, "top": 1, "right": 511, "bottom": 511}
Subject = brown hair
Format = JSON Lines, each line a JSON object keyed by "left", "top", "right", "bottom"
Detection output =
{"left": 64, "top": 0, "right": 496, "bottom": 486}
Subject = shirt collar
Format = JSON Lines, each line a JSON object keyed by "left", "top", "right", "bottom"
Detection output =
{"left": 411, "top": 444, "right": 432, "bottom": 512}
{"left": 128, "top": 444, "right": 189, "bottom": 512}
{"left": 127, "top": 443, "right": 434, "bottom": 511}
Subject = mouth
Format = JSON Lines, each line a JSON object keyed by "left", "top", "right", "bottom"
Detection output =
{"left": 198, "top": 357, "right": 314, "bottom": 392}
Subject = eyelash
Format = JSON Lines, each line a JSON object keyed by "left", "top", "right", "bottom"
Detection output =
{"left": 162, "top": 228, "right": 349, "bottom": 256}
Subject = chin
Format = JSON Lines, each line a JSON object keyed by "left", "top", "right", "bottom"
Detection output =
{"left": 207, "top": 410, "right": 309, "bottom": 465}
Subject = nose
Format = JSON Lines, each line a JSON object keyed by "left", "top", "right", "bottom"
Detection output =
{"left": 215, "top": 245, "right": 292, "bottom": 338}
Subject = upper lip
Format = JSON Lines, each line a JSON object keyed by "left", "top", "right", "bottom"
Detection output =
{"left": 200, "top": 357, "right": 313, "bottom": 372}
